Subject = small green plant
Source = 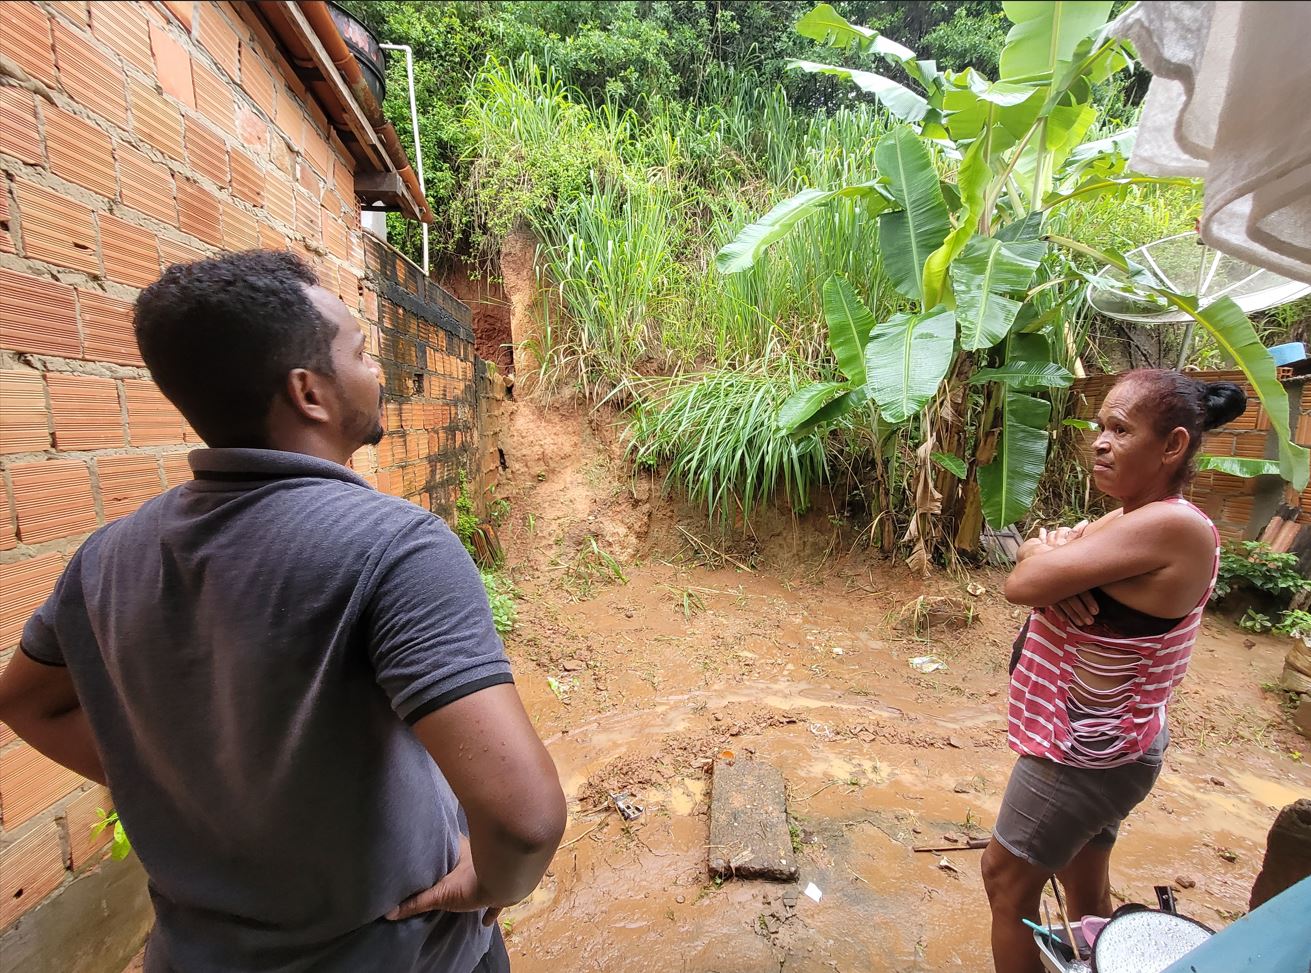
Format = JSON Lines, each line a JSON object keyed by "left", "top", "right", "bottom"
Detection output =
{"left": 663, "top": 585, "right": 707, "bottom": 619}
{"left": 454, "top": 470, "right": 479, "bottom": 556}
{"left": 1213, "top": 541, "right": 1311, "bottom": 604}
{"left": 480, "top": 571, "right": 517, "bottom": 634}
{"left": 1275, "top": 609, "right": 1311, "bottom": 640}
{"left": 488, "top": 496, "right": 511, "bottom": 525}
{"left": 788, "top": 821, "right": 803, "bottom": 854}
{"left": 1239, "top": 609, "right": 1273, "bottom": 634}
{"left": 91, "top": 809, "right": 132, "bottom": 861}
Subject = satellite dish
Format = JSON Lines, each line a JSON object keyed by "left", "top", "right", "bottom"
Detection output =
{"left": 1085, "top": 232, "right": 1310, "bottom": 367}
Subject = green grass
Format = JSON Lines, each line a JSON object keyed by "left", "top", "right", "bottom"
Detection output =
{"left": 627, "top": 368, "right": 843, "bottom": 525}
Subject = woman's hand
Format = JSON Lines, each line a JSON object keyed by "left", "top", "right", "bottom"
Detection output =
{"left": 1048, "top": 590, "right": 1099, "bottom": 628}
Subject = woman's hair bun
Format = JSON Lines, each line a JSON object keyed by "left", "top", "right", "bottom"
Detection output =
{"left": 1201, "top": 381, "right": 1246, "bottom": 430}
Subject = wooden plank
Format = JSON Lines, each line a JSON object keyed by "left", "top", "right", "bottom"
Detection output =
{"left": 708, "top": 756, "right": 799, "bottom": 882}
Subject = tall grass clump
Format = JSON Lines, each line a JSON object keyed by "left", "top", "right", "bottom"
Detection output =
{"left": 627, "top": 370, "right": 844, "bottom": 524}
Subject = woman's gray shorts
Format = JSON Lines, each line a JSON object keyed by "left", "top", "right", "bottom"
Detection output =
{"left": 993, "top": 729, "right": 1167, "bottom": 872}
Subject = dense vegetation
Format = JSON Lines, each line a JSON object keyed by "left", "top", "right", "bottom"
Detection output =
{"left": 345, "top": 1, "right": 1307, "bottom": 561}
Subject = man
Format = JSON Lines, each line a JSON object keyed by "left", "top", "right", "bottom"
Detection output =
{"left": 0, "top": 251, "right": 566, "bottom": 972}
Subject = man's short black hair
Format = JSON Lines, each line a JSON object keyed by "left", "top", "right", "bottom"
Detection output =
{"left": 134, "top": 250, "right": 336, "bottom": 446}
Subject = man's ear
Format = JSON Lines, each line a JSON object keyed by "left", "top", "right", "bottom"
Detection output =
{"left": 286, "top": 368, "right": 332, "bottom": 424}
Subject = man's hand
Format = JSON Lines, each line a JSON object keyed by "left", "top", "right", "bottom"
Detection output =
{"left": 387, "top": 836, "right": 504, "bottom": 926}
{"left": 1039, "top": 520, "right": 1089, "bottom": 548}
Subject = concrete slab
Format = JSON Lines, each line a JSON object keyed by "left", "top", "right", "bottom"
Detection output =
{"left": 708, "top": 756, "right": 799, "bottom": 882}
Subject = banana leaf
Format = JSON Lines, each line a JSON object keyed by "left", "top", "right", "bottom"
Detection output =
{"left": 951, "top": 238, "right": 1045, "bottom": 350}
{"left": 716, "top": 181, "right": 894, "bottom": 273}
{"left": 979, "top": 390, "right": 1052, "bottom": 528}
{"left": 1196, "top": 456, "right": 1281, "bottom": 478}
{"left": 864, "top": 307, "right": 956, "bottom": 424}
{"left": 822, "top": 276, "right": 876, "bottom": 386}
{"left": 787, "top": 60, "right": 928, "bottom": 123}
{"left": 777, "top": 381, "right": 850, "bottom": 433}
{"left": 999, "top": 0, "right": 1115, "bottom": 82}
{"left": 970, "top": 361, "right": 1074, "bottom": 389}
{"left": 877, "top": 128, "right": 951, "bottom": 301}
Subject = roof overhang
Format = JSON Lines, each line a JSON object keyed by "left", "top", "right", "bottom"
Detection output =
{"left": 235, "top": 1, "right": 433, "bottom": 223}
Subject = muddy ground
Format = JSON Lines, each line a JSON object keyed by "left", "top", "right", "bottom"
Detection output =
{"left": 490, "top": 400, "right": 1311, "bottom": 973}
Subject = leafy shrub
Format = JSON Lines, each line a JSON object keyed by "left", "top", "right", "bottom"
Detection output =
{"left": 481, "top": 571, "right": 517, "bottom": 634}
{"left": 627, "top": 369, "right": 842, "bottom": 523}
{"left": 1212, "top": 541, "right": 1311, "bottom": 605}
{"left": 1276, "top": 609, "right": 1311, "bottom": 641}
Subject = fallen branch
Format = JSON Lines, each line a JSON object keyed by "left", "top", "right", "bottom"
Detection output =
{"left": 558, "top": 820, "right": 607, "bottom": 851}
{"left": 913, "top": 837, "right": 990, "bottom": 853}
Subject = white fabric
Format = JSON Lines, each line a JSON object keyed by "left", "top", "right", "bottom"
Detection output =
{"left": 1112, "top": 1, "right": 1311, "bottom": 284}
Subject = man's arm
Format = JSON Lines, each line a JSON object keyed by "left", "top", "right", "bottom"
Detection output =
{"left": 0, "top": 650, "right": 105, "bottom": 784}
{"left": 407, "top": 684, "right": 566, "bottom": 908}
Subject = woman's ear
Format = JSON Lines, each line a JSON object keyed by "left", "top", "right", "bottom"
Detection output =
{"left": 285, "top": 368, "right": 332, "bottom": 424}
{"left": 1163, "top": 425, "right": 1190, "bottom": 466}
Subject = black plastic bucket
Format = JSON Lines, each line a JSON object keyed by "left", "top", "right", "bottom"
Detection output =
{"left": 327, "top": 2, "right": 386, "bottom": 105}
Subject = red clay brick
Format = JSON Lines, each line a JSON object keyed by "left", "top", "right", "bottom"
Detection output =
{"left": 13, "top": 180, "right": 99, "bottom": 275}
{"left": 1297, "top": 413, "right": 1311, "bottom": 448}
{"left": 124, "top": 378, "right": 184, "bottom": 445}
{"left": 1, "top": 193, "right": 15, "bottom": 254}
{"left": 0, "top": 88, "right": 43, "bottom": 165}
{"left": 220, "top": 201, "right": 258, "bottom": 251}
{"left": 236, "top": 103, "right": 267, "bottom": 153}
{"left": 50, "top": 1, "right": 89, "bottom": 26}
{"left": 177, "top": 178, "right": 222, "bottom": 247}
{"left": 118, "top": 144, "right": 177, "bottom": 226}
{"left": 332, "top": 155, "right": 354, "bottom": 205}
{"left": 297, "top": 160, "right": 323, "bottom": 198}
{"left": 161, "top": 452, "right": 192, "bottom": 487}
{"left": 148, "top": 20, "right": 195, "bottom": 109}
{"left": 44, "top": 105, "right": 117, "bottom": 199}
{"left": 158, "top": 234, "right": 210, "bottom": 268}
{"left": 229, "top": 148, "right": 264, "bottom": 205}
{"left": 98, "top": 454, "right": 162, "bottom": 521}
{"left": 0, "top": 267, "right": 81, "bottom": 357}
{"left": 193, "top": 63, "right": 235, "bottom": 137}
{"left": 0, "top": 369, "right": 51, "bottom": 454}
{"left": 0, "top": 741, "right": 84, "bottom": 829}
{"left": 66, "top": 785, "right": 114, "bottom": 869}
{"left": 129, "top": 78, "right": 185, "bottom": 161}
{"left": 161, "top": 0, "right": 194, "bottom": 31}
{"left": 0, "top": 818, "right": 67, "bottom": 927}
{"left": 185, "top": 119, "right": 228, "bottom": 188}
{"left": 99, "top": 213, "right": 160, "bottom": 289}
{"left": 54, "top": 22, "right": 128, "bottom": 126}
{"left": 0, "top": 552, "right": 64, "bottom": 648}
{"left": 198, "top": 5, "right": 241, "bottom": 80}
{"left": 2, "top": 3, "right": 58, "bottom": 86}
{"left": 275, "top": 87, "right": 302, "bottom": 143}
{"left": 258, "top": 222, "right": 288, "bottom": 251}
{"left": 295, "top": 191, "right": 320, "bottom": 244}
{"left": 241, "top": 45, "right": 276, "bottom": 119}
{"left": 0, "top": 486, "right": 14, "bottom": 552}
{"left": 322, "top": 213, "right": 349, "bottom": 261}
{"left": 10, "top": 459, "right": 98, "bottom": 544}
{"left": 91, "top": 0, "right": 152, "bottom": 73}
{"left": 47, "top": 373, "right": 124, "bottom": 451}
{"left": 79, "top": 290, "right": 141, "bottom": 366}
{"left": 265, "top": 172, "right": 294, "bottom": 227}
{"left": 302, "top": 129, "right": 331, "bottom": 182}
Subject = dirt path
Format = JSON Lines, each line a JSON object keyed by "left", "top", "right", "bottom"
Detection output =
{"left": 491, "top": 401, "right": 1311, "bottom": 973}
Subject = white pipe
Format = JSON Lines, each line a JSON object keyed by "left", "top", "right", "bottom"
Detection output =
{"left": 380, "top": 43, "right": 428, "bottom": 276}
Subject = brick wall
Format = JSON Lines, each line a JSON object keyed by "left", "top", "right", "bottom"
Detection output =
{"left": 0, "top": 0, "right": 478, "bottom": 941}
{"left": 475, "top": 360, "right": 511, "bottom": 513}
{"left": 1070, "top": 370, "right": 1311, "bottom": 543}
{"left": 354, "top": 235, "right": 479, "bottom": 517}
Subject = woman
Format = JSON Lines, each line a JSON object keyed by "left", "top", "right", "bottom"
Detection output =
{"left": 981, "top": 369, "right": 1247, "bottom": 973}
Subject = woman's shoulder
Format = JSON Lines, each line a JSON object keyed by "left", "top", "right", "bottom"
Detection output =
{"left": 1117, "top": 498, "right": 1216, "bottom": 548}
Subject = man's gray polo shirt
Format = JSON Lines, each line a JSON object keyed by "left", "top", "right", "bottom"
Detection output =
{"left": 22, "top": 448, "right": 512, "bottom": 972}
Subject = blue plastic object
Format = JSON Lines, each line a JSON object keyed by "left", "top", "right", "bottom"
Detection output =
{"left": 1269, "top": 342, "right": 1307, "bottom": 366}
{"left": 1160, "top": 877, "right": 1311, "bottom": 973}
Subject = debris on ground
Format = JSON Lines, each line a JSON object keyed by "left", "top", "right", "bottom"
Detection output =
{"left": 610, "top": 792, "right": 643, "bottom": 821}
{"left": 910, "top": 655, "right": 948, "bottom": 674}
{"left": 802, "top": 882, "right": 823, "bottom": 902}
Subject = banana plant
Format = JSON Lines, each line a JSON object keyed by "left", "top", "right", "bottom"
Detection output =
{"left": 717, "top": 1, "right": 1302, "bottom": 561}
